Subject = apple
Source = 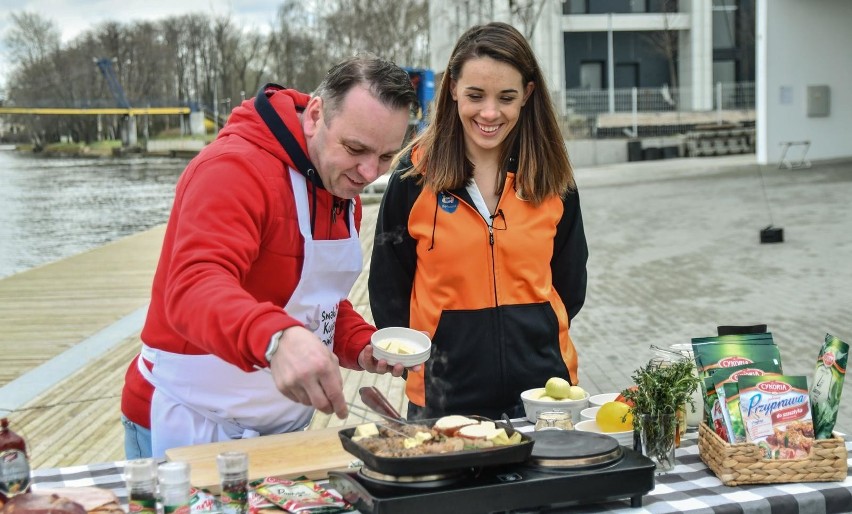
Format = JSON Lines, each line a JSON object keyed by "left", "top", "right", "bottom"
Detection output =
{"left": 567, "top": 385, "right": 587, "bottom": 400}
{"left": 433, "top": 415, "right": 478, "bottom": 436}
{"left": 545, "top": 377, "right": 571, "bottom": 400}
{"left": 538, "top": 395, "right": 557, "bottom": 401}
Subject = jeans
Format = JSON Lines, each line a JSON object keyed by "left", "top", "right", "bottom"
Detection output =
{"left": 122, "top": 415, "right": 153, "bottom": 459}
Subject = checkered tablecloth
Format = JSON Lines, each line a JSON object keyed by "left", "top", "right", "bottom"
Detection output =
{"left": 31, "top": 434, "right": 852, "bottom": 513}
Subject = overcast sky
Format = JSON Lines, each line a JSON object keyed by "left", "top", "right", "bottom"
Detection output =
{"left": 0, "top": 0, "right": 282, "bottom": 86}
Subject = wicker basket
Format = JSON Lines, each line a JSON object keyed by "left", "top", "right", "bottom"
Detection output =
{"left": 697, "top": 422, "right": 848, "bottom": 486}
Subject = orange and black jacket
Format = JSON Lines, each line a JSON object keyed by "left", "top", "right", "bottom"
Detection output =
{"left": 369, "top": 149, "right": 588, "bottom": 419}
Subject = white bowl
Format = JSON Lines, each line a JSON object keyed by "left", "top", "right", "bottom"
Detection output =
{"left": 588, "top": 393, "right": 619, "bottom": 407}
{"left": 520, "top": 387, "right": 589, "bottom": 424}
{"left": 574, "top": 419, "right": 634, "bottom": 447}
{"left": 580, "top": 406, "right": 600, "bottom": 422}
{"left": 371, "top": 327, "right": 431, "bottom": 367}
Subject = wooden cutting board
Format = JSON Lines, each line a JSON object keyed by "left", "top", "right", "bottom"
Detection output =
{"left": 164, "top": 425, "right": 358, "bottom": 492}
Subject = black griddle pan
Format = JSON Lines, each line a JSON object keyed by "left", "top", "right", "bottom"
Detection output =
{"left": 338, "top": 416, "right": 534, "bottom": 475}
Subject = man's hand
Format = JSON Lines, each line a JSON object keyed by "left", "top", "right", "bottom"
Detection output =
{"left": 268, "top": 326, "right": 348, "bottom": 419}
{"left": 357, "top": 344, "right": 421, "bottom": 376}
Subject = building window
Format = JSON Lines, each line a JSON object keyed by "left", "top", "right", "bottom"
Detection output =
{"left": 630, "top": 0, "right": 648, "bottom": 13}
{"left": 563, "top": 0, "right": 588, "bottom": 15}
{"left": 713, "top": 0, "right": 737, "bottom": 49}
{"left": 615, "top": 63, "right": 639, "bottom": 88}
{"left": 580, "top": 61, "right": 604, "bottom": 89}
{"left": 713, "top": 60, "right": 736, "bottom": 86}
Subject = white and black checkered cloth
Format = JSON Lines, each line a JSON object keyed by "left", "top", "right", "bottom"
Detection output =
{"left": 31, "top": 437, "right": 852, "bottom": 513}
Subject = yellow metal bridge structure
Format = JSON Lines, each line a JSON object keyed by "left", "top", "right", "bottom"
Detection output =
{"left": 0, "top": 107, "right": 191, "bottom": 115}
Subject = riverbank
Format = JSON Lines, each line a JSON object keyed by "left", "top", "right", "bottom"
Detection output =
{"left": 8, "top": 136, "right": 214, "bottom": 158}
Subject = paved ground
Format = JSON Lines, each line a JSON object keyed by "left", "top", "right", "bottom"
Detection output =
{"left": 564, "top": 154, "right": 852, "bottom": 433}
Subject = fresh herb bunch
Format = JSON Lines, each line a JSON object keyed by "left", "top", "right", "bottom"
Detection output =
{"left": 621, "top": 357, "right": 700, "bottom": 470}
{"left": 621, "top": 358, "right": 701, "bottom": 425}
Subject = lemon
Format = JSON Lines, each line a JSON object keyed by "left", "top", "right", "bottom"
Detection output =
{"left": 596, "top": 401, "right": 633, "bottom": 433}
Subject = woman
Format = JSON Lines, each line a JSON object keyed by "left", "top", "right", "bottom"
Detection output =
{"left": 369, "top": 22, "right": 588, "bottom": 420}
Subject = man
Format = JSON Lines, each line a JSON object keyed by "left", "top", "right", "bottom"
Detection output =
{"left": 121, "top": 55, "right": 418, "bottom": 458}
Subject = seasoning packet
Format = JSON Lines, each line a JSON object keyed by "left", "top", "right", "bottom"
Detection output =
{"left": 710, "top": 359, "right": 782, "bottom": 442}
{"left": 738, "top": 375, "right": 813, "bottom": 459}
{"left": 251, "top": 477, "right": 349, "bottom": 514}
{"left": 810, "top": 333, "right": 849, "bottom": 439}
{"left": 692, "top": 337, "right": 781, "bottom": 425}
{"left": 692, "top": 338, "right": 780, "bottom": 384}
{"left": 190, "top": 487, "right": 218, "bottom": 513}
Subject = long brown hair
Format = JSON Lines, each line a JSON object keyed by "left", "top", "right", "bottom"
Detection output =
{"left": 401, "top": 22, "right": 574, "bottom": 205}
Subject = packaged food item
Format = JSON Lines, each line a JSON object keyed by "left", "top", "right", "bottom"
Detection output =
{"left": 738, "top": 375, "right": 813, "bottom": 459}
{"left": 0, "top": 418, "right": 30, "bottom": 499}
{"left": 691, "top": 337, "right": 781, "bottom": 425}
{"left": 158, "top": 462, "right": 191, "bottom": 514}
{"left": 691, "top": 335, "right": 779, "bottom": 383}
{"left": 217, "top": 452, "right": 248, "bottom": 514}
{"left": 251, "top": 477, "right": 349, "bottom": 513}
{"left": 124, "top": 459, "right": 158, "bottom": 514}
{"left": 810, "top": 333, "right": 848, "bottom": 439}
{"left": 711, "top": 360, "right": 782, "bottom": 443}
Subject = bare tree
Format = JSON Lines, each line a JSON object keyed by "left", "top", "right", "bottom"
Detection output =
{"left": 321, "top": 0, "right": 428, "bottom": 67}
{"left": 509, "top": 0, "right": 548, "bottom": 40}
{"left": 4, "top": 11, "right": 61, "bottom": 68}
{"left": 641, "top": 0, "right": 679, "bottom": 92}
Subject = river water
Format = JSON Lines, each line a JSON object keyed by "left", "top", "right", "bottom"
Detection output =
{"left": 0, "top": 148, "right": 189, "bottom": 279}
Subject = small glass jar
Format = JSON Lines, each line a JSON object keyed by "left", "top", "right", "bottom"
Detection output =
{"left": 535, "top": 410, "right": 574, "bottom": 431}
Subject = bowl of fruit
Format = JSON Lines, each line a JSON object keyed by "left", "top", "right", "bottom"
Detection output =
{"left": 520, "top": 377, "right": 589, "bottom": 423}
{"left": 574, "top": 399, "right": 635, "bottom": 446}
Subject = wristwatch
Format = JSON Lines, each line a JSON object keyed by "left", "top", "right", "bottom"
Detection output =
{"left": 265, "top": 330, "right": 285, "bottom": 364}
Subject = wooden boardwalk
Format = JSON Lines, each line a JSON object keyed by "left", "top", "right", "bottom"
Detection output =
{"left": 0, "top": 203, "right": 406, "bottom": 468}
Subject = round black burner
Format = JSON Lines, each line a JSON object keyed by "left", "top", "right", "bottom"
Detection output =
{"left": 358, "top": 466, "right": 470, "bottom": 489}
{"left": 527, "top": 430, "right": 624, "bottom": 469}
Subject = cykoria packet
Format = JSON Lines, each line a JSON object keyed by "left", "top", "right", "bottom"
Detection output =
{"left": 711, "top": 359, "right": 782, "bottom": 443}
{"left": 810, "top": 333, "right": 848, "bottom": 439}
{"left": 251, "top": 477, "right": 349, "bottom": 513}
{"left": 738, "top": 375, "right": 813, "bottom": 459}
{"left": 691, "top": 333, "right": 778, "bottom": 383}
{"left": 692, "top": 338, "right": 781, "bottom": 425}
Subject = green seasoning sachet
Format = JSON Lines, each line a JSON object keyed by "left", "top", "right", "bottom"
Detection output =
{"left": 810, "top": 333, "right": 849, "bottom": 439}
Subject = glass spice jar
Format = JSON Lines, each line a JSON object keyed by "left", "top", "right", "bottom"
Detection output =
{"left": 217, "top": 451, "right": 248, "bottom": 514}
{"left": 534, "top": 410, "right": 574, "bottom": 431}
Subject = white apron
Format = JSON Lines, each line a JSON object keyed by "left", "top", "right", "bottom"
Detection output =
{"left": 140, "top": 169, "right": 362, "bottom": 457}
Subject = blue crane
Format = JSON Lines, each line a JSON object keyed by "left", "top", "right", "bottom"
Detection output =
{"left": 94, "top": 58, "right": 131, "bottom": 109}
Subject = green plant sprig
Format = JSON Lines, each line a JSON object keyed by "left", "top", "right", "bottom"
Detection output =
{"left": 620, "top": 357, "right": 700, "bottom": 469}
{"left": 621, "top": 358, "right": 701, "bottom": 432}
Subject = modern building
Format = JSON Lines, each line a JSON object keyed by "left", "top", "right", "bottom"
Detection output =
{"left": 428, "top": 0, "right": 852, "bottom": 164}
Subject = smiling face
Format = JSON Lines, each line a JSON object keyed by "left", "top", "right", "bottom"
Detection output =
{"left": 303, "top": 85, "right": 410, "bottom": 199}
{"left": 451, "top": 56, "right": 534, "bottom": 161}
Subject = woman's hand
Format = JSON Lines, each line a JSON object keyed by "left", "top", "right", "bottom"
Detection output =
{"left": 358, "top": 344, "right": 421, "bottom": 376}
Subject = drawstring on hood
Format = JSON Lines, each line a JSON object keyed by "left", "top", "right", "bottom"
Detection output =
{"left": 254, "top": 83, "right": 350, "bottom": 236}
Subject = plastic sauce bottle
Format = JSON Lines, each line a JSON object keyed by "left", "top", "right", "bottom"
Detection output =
{"left": 124, "top": 458, "right": 158, "bottom": 514}
{"left": 216, "top": 452, "right": 248, "bottom": 514}
{"left": 0, "top": 418, "right": 31, "bottom": 501}
{"left": 158, "top": 461, "right": 191, "bottom": 514}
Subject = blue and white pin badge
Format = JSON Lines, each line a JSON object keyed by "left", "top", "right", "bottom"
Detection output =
{"left": 438, "top": 192, "right": 458, "bottom": 213}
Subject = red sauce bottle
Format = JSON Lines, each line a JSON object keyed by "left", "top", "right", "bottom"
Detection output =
{"left": 0, "top": 418, "right": 31, "bottom": 501}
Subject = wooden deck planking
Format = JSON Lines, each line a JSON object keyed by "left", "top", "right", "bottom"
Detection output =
{"left": 1, "top": 201, "right": 408, "bottom": 467}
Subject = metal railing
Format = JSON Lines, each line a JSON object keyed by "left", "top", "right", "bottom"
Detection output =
{"left": 561, "top": 82, "right": 755, "bottom": 139}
